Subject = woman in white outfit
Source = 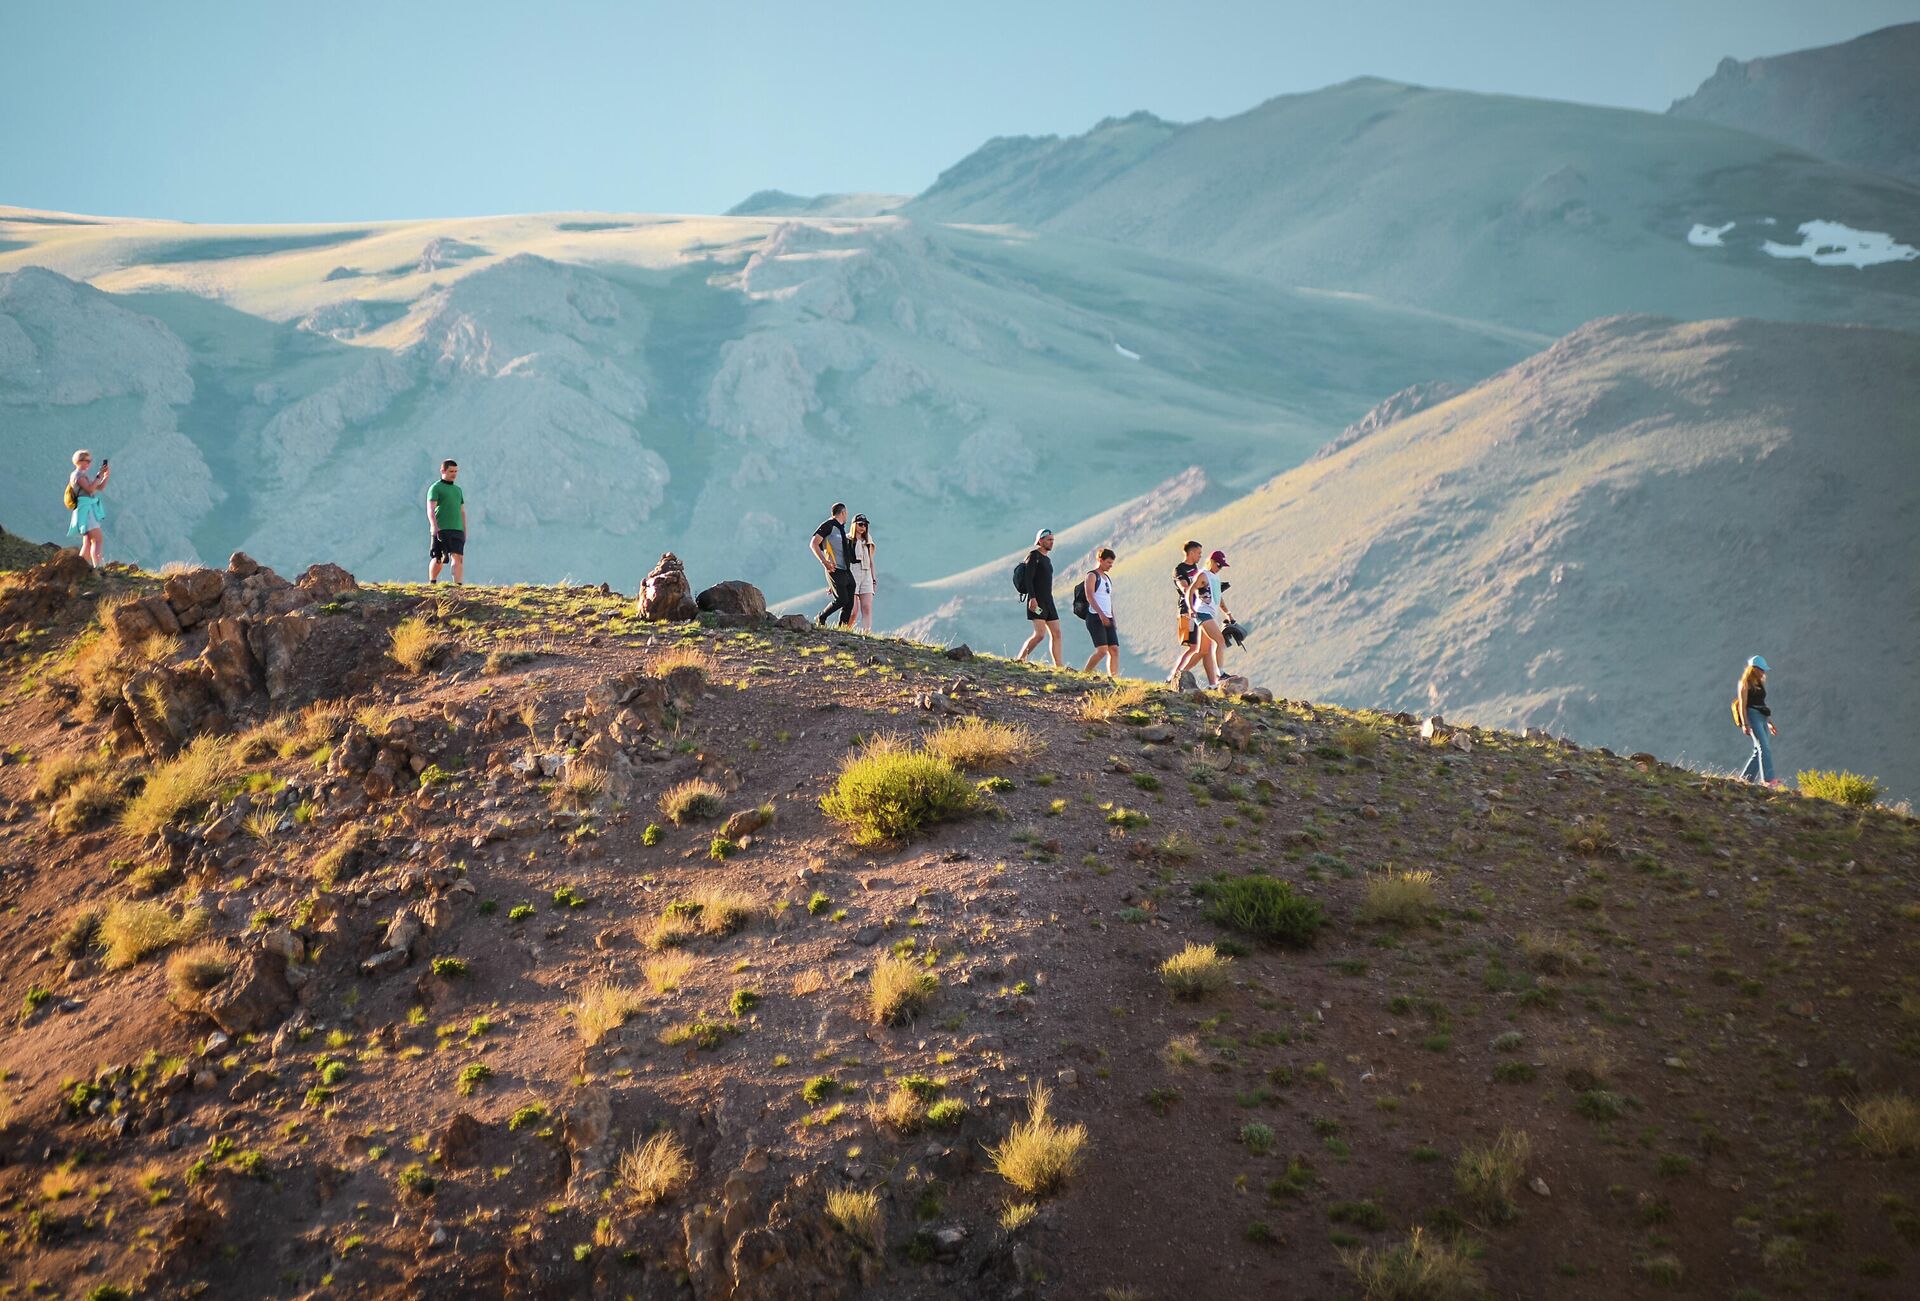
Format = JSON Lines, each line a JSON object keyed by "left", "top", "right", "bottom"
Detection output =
{"left": 1183, "top": 549, "right": 1231, "bottom": 688}
{"left": 849, "top": 513, "right": 878, "bottom": 632}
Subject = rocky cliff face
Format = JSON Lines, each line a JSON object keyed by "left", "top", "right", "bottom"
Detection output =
{"left": 1669, "top": 22, "right": 1920, "bottom": 185}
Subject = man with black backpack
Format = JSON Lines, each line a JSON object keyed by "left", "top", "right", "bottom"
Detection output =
{"left": 1013, "top": 527, "right": 1061, "bottom": 666}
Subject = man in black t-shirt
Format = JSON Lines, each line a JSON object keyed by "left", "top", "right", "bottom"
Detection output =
{"left": 810, "top": 502, "right": 856, "bottom": 627}
{"left": 1015, "top": 527, "right": 1062, "bottom": 666}
{"left": 1166, "top": 539, "right": 1203, "bottom": 683}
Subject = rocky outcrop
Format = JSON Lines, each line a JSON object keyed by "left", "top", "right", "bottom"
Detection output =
{"left": 638, "top": 553, "right": 698, "bottom": 621}
{"left": 695, "top": 581, "right": 767, "bottom": 621}
{"left": 199, "top": 950, "right": 296, "bottom": 1036}
{"left": 0, "top": 550, "right": 95, "bottom": 635}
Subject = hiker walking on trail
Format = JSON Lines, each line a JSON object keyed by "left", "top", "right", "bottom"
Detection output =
{"left": 1166, "top": 539, "right": 1203, "bottom": 684}
{"left": 1078, "top": 547, "right": 1120, "bottom": 677}
{"left": 811, "top": 502, "right": 856, "bottom": 627}
{"left": 1734, "top": 655, "right": 1780, "bottom": 785}
{"left": 427, "top": 459, "right": 466, "bottom": 585}
{"left": 1015, "top": 528, "right": 1062, "bottom": 667}
{"left": 849, "top": 513, "right": 879, "bottom": 633}
{"left": 66, "top": 449, "right": 110, "bottom": 568}
{"left": 1184, "top": 549, "right": 1233, "bottom": 689}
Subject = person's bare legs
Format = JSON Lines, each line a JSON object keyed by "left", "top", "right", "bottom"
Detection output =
{"left": 83, "top": 527, "right": 103, "bottom": 568}
{"left": 1017, "top": 622, "right": 1045, "bottom": 661}
{"left": 1101, "top": 646, "right": 1119, "bottom": 677}
{"left": 429, "top": 548, "right": 444, "bottom": 584}
{"left": 1046, "top": 621, "right": 1062, "bottom": 667}
{"left": 855, "top": 594, "right": 874, "bottom": 631}
{"left": 1198, "top": 624, "right": 1226, "bottom": 686}
{"left": 452, "top": 552, "right": 464, "bottom": 585}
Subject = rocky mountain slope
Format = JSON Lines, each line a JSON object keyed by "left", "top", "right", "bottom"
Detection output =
{"left": 1104, "top": 314, "right": 1920, "bottom": 799}
{"left": 0, "top": 207, "right": 1523, "bottom": 604}
{"left": 907, "top": 77, "right": 1920, "bottom": 335}
{"left": 1670, "top": 23, "right": 1920, "bottom": 186}
{"left": 0, "top": 546, "right": 1915, "bottom": 1299}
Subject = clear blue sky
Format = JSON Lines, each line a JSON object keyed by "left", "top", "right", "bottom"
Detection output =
{"left": 4, "top": 0, "right": 1912, "bottom": 222}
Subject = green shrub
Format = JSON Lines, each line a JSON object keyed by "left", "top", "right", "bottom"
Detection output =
{"left": 1342, "top": 1228, "right": 1484, "bottom": 1300}
{"left": 1202, "top": 875, "right": 1325, "bottom": 947}
{"left": 1796, "top": 769, "right": 1884, "bottom": 808}
{"left": 820, "top": 739, "right": 973, "bottom": 845}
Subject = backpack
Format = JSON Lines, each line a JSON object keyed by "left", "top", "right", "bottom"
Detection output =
{"left": 1070, "top": 572, "right": 1093, "bottom": 620}
{"left": 63, "top": 483, "right": 78, "bottom": 512}
{"left": 1731, "top": 697, "right": 1744, "bottom": 729}
{"left": 1011, "top": 558, "right": 1030, "bottom": 598}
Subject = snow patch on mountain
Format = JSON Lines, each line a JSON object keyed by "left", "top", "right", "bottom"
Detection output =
{"left": 1760, "top": 220, "right": 1918, "bottom": 268}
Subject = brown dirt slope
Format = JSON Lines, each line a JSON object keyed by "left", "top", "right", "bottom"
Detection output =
{"left": 1111, "top": 315, "right": 1920, "bottom": 801}
{"left": 0, "top": 554, "right": 1916, "bottom": 1300}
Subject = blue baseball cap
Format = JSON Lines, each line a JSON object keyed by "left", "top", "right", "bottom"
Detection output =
{"left": 1748, "top": 655, "right": 1770, "bottom": 671}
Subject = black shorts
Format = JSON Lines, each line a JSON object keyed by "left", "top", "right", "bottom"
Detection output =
{"left": 1083, "top": 614, "right": 1118, "bottom": 648}
{"left": 1026, "top": 596, "right": 1058, "bottom": 623}
{"left": 431, "top": 529, "right": 465, "bottom": 559}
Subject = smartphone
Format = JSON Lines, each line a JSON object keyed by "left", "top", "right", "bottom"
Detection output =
{"left": 101, "top": 457, "right": 110, "bottom": 469}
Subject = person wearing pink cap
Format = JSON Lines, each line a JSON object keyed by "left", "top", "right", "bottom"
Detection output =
{"left": 1183, "top": 549, "right": 1233, "bottom": 689}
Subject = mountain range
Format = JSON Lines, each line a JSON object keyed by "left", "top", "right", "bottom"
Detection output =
{"left": 4, "top": 26, "right": 1916, "bottom": 790}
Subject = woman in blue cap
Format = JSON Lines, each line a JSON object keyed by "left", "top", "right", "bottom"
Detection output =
{"left": 1734, "top": 655, "right": 1779, "bottom": 785}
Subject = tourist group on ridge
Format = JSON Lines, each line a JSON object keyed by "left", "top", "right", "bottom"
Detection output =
{"left": 55, "top": 454, "right": 1788, "bottom": 785}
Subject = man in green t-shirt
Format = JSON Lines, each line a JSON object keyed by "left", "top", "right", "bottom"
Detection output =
{"left": 426, "top": 459, "right": 466, "bottom": 584}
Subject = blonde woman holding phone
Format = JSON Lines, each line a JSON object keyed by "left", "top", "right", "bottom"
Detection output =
{"left": 66, "top": 449, "right": 110, "bottom": 568}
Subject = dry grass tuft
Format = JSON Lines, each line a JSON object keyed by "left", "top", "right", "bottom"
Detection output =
{"left": 33, "top": 750, "right": 104, "bottom": 803}
{"left": 1518, "top": 930, "right": 1585, "bottom": 975}
{"left": 643, "top": 890, "right": 756, "bottom": 951}
{"left": 52, "top": 906, "right": 106, "bottom": 960}
{"left": 647, "top": 644, "right": 715, "bottom": 676}
{"left": 556, "top": 762, "right": 610, "bottom": 811}
{"left": 1360, "top": 867, "right": 1437, "bottom": 927}
{"left": 825, "top": 1187, "right": 885, "bottom": 1255}
{"left": 868, "top": 954, "right": 937, "bottom": 1025}
{"left": 643, "top": 952, "right": 695, "bottom": 995}
{"left": 987, "top": 1085, "right": 1087, "bottom": 1197}
{"left": 619, "top": 1131, "right": 692, "bottom": 1207}
{"left": 166, "top": 942, "right": 233, "bottom": 1008}
{"left": 1158, "top": 942, "right": 1233, "bottom": 999}
{"left": 1078, "top": 682, "right": 1154, "bottom": 724}
{"left": 120, "top": 735, "right": 238, "bottom": 839}
{"left": 51, "top": 771, "right": 127, "bottom": 834}
{"left": 922, "top": 716, "right": 1042, "bottom": 770}
{"left": 659, "top": 778, "right": 724, "bottom": 825}
{"left": 100, "top": 901, "right": 208, "bottom": 969}
{"left": 1341, "top": 1227, "right": 1486, "bottom": 1301}
{"left": 389, "top": 616, "right": 449, "bottom": 674}
{"left": 575, "top": 981, "right": 647, "bottom": 1046}
{"left": 1454, "top": 1128, "right": 1531, "bottom": 1224}
{"left": 791, "top": 969, "right": 826, "bottom": 997}
{"left": 1851, "top": 1093, "right": 1919, "bottom": 1157}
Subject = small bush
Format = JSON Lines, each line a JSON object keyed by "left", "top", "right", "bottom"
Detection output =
{"left": 575, "top": 981, "right": 646, "bottom": 1046}
{"left": 820, "top": 738, "right": 973, "bottom": 845}
{"left": 557, "top": 763, "right": 609, "bottom": 812}
{"left": 826, "top": 1187, "right": 885, "bottom": 1255}
{"left": 1202, "top": 876, "right": 1325, "bottom": 947}
{"left": 389, "top": 617, "right": 448, "bottom": 674}
{"left": 100, "top": 902, "right": 207, "bottom": 969}
{"left": 1241, "top": 1122, "right": 1275, "bottom": 1155}
{"left": 1797, "top": 769, "right": 1883, "bottom": 808}
{"left": 659, "top": 1018, "right": 739, "bottom": 1050}
{"left": 1342, "top": 1228, "right": 1485, "bottom": 1301}
{"left": 644, "top": 890, "right": 756, "bottom": 951}
{"left": 1455, "top": 1128, "right": 1530, "bottom": 1224}
{"left": 869, "top": 954, "right": 937, "bottom": 1025}
{"left": 1159, "top": 942, "right": 1232, "bottom": 999}
{"left": 922, "top": 716, "right": 1042, "bottom": 771}
{"left": 988, "top": 1085, "right": 1087, "bottom": 1197}
{"left": 620, "top": 1132, "right": 692, "bottom": 1207}
{"left": 165, "top": 943, "right": 232, "bottom": 1008}
{"left": 1852, "top": 1093, "right": 1920, "bottom": 1157}
{"left": 121, "top": 736, "right": 238, "bottom": 839}
{"left": 659, "top": 779, "right": 723, "bottom": 825}
{"left": 1360, "top": 868, "right": 1436, "bottom": 927}
{"left": 926, "top": 1098, "right": 968, "bottom": 1129}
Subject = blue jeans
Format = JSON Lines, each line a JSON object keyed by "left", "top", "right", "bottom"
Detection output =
{"left": 1740, "top": 716, "right": 1774, "bottom": 783}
